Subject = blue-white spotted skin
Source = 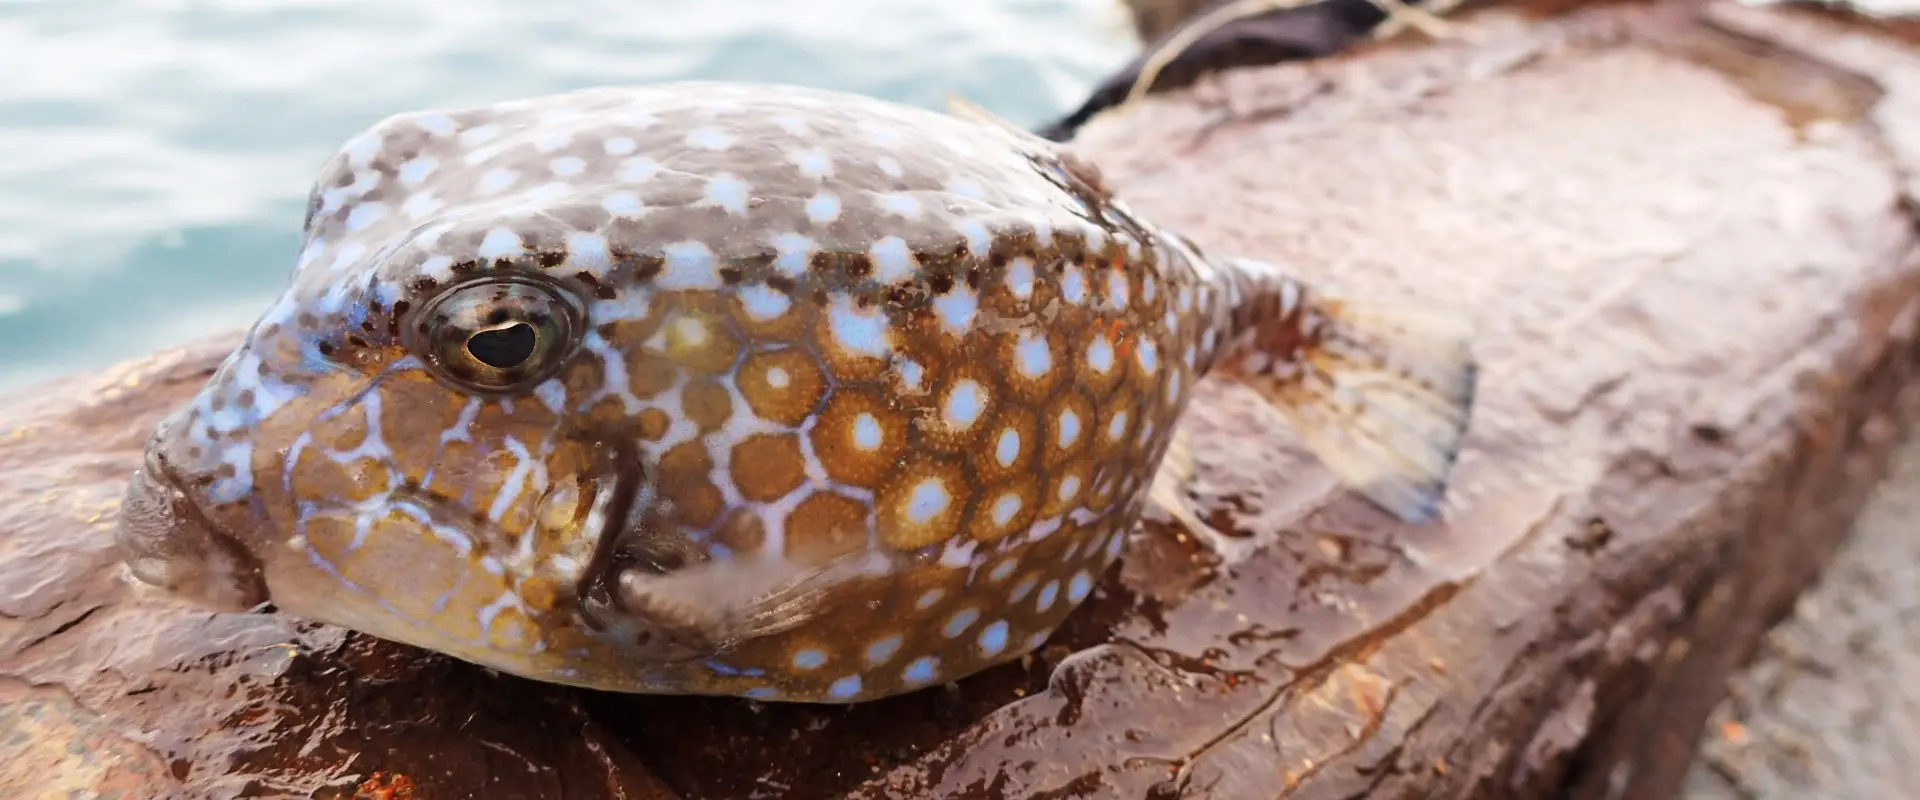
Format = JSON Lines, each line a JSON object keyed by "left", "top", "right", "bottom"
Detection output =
{"left": 113, "top": 82, "right": 1479, "bottom": 703}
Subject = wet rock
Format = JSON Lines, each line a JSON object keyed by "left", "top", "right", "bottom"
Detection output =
{"left": 5, "top": 2, "right": 1920, "bottom": 799}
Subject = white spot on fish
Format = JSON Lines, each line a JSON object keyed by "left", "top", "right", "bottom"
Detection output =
{"left": 402, "top": 192, "right": 443, "bottom": 220}
{"left": 1069, "top": 571, "right": 1093, "bottom": 603}
{"left": 806, "top": 192, "right": 841, "bottom": 225}
{"left": 944, "top": 380, "right": 987, "bottom": 429}
{"left": 853, "top": 413, "right": 882, "bottom": 451}
{"left": 588, "top": 288, "right": 652, "bottom": 322}
{"left": 534, "top": 379, "right": 567, "bottom": 413}
{"left": 791, "top": 148, "right": 832, "bottom": 178}
{"left": 1057, "top": 409, "right": 1080, "bottom": 448}
{"left": 995, "top": 429, "right": 1020, "bottom": 467}
{"left": 828, "top": 675, "right": 862, "bottom": 699}
{"left": 932, "top": 286, "right": 978, "bottom": 336}
{"left": 978, "top": 620, "right": 1009, "bottom": 656}
{"left": 1014, "top": 331, "right": 1051, "bottom": 377}
{"left": 420, "top": 254, "right": 455, "bottom": 281}
{"left": 1004, "top": 257, "right": 1035, "bottom": 301}
{"left": 414, "top": 112, "right": 456, "bottom": 136}
{"left": 877, "top": 193, "right": 921, "bottom": 219}
{"left": 827, "top": 295, "right": 891, "bottom": 358}
{"left": 869, "top": 236, "right": 916, "bottom": 284}
{"left": 659, "top": 241, "right": 721, "bottom": 290}
{"left": 771, "top": 232, "right": 816, "bottom": 276}
{"left": 460, "top": 124, "right": 502, "bottom": 147}
{"left": 478, "top": 229, "right": 524, "bottom": 260}
{"left": 1087, "top": 335, "right": 1114, "bottom": 374}
{"left": 866, "top": 635, "right": 902, "bottom": 664}
{"left": 1037, "top": 581, "right": 1059, "bottom": 612}
{"left": 565, "top": 232, "right": 612, "bottom": 271}
{"left": 342, "top": 133, "right": 380, "bottom": 166}
{"left": 897, "top": 358, "right": 925, "bottom": 393}
{"left": 943, "top": 607, "right": 978, "bottom": 638}
{"left": 602, "top": 192, "right": 644, "bottom": 217}
{"left": 621, "top": 157, "right": 661, "bottom": 182}
{"left": 955, "top": 218, "right": 991, "bottom": 256}
{"left": 550, "top": 156, "right": 585, "bottom": 177}
{"left": 904, "top": 656, "right": 939, "bottom": 685}
{"left": 604, "top": 136, "right": 637, "bottom": 155}
{"left": 907, "top": 479, "right": 950, "bottom": 525}
{"left": 990, "top": 493, "right": 1021, "bottom": 526}
{"left": 398, "top": 157, "right": 437, "bottom": 187}
{"left": 1136, "top": 340, "right": 1159, "bottom": 374}
{"left": 478, "top": 168, "right": 519, "bottom": 195}
{"left": 988, "top": 559, "right": 1017, "bottom": 583}
{"left": 703, "top": 174, "right": 750, "bottom": 214}
{"left": 737, "top": 284, "right": 789, "bottom": 321}
{"left": 877, "top": 155, "right": 903, "bottom": 178}
{"left": 1060, "top": 265, "right": 1087, "bottom": 305}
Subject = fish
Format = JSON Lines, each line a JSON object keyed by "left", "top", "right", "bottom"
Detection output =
{"left": 113, "top": 81, "right": 1478, "bottom": 703}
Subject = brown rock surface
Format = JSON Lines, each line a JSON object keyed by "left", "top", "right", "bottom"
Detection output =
{"left": 5, "top": 2, "right": 1920, "bottom": 799}
{"left": 1683, "top": 434, "right": 1920, "bottom": 798}
{"left": 1678, "top": 10, "right": 1920, "bottom": 799}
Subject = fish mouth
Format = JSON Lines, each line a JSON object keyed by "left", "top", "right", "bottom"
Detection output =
{"left": 116, "top": 439, "right": 270, "bottom": 612}
{"left": 567, "top": 439, "right": 725, "bottom": 663}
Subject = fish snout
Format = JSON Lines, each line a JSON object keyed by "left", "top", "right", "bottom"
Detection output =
{"left": 116, "top": 440, "right": 269, "bottom": 612}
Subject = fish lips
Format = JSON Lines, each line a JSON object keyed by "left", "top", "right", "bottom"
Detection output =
{"left": 116, "top": 424, "right": 270, "bottom": 613}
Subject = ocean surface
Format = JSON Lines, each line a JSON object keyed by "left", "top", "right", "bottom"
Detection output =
{"left": 0, "top": 0, "right": 1136, "bottom": 392}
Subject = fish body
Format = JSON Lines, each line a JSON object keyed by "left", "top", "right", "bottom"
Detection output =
{"left": 115, "top": 82, "right": 1478, "bottom": 703}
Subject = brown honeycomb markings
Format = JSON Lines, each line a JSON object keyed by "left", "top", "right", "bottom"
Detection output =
{"left": 785, "top": 492, "right": 869, "bottom": 564}
{"left": 809, "top": 388, "right": 907, "bottom": 488}
{"left": 659, "top": 302, "right": 741, "bottom": 375}
{"left": 729, "top": 433, "right": 806, "bottom": 502}
{"left": 657, "top": 440, "right": 723, "bottom": 528}
{"left": 736, "top": 348, "right": 827, "bottom": 426}
{"left": 681, "top": 378, "right": 732, "bottom": 431}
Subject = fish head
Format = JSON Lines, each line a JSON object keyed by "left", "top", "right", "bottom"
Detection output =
{"left": 110, "top": 92, "right": 791, "bottom": 687}
{"left": 116, "top": 223, "right": 669, "bottom": 674}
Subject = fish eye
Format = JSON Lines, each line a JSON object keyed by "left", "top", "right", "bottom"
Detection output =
{"left": 410, "top": 277, "right": 583, "bottom": 392}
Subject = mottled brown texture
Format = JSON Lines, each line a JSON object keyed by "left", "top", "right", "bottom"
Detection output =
{"left": 7, "top": 1, "right": 1920, "bottom": 797}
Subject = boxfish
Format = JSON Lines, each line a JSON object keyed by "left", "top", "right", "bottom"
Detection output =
{"left": 114, "top": 82, "right": 1479, "bottom": 703}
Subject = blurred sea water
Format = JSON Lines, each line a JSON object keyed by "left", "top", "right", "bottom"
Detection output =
{"left": 0, "top": 0, "right": 1136, "bottom": 391}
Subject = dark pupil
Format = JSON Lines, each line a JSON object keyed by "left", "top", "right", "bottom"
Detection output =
{"left": 466, "top": 323, "right": 538, "bottom": 369}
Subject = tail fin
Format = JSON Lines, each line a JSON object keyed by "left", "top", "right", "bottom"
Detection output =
{"left": 1238, "top": 283, "right": 1479, "bottom": 524}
